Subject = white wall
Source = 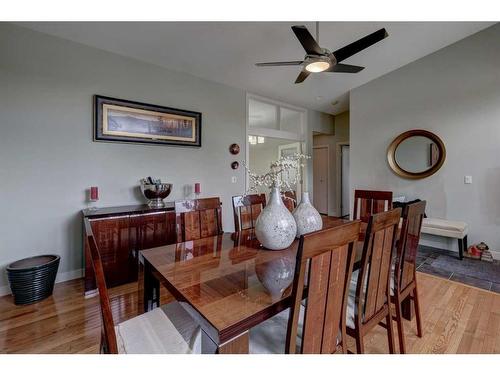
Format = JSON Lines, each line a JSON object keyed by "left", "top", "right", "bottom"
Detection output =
{"left": 350, "top": 24, "right": 500, "bottom": 257}
{"left": 0, "top": 23, "right": 331, "bottom": 294}
{"left": 313, "top": 114, "right": 349, "bottom": 216}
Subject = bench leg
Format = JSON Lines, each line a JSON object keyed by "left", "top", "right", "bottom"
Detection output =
{"left": 457, "top": 236, "right": 467, "bottom": 260}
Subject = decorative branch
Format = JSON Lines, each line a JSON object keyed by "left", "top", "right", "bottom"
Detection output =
{"left": 243, "top": 153, "right": 310, "bottom": 202}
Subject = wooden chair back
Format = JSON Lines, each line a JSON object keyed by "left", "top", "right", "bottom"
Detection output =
{"left": 355, "top": 208, "right": 401, "bottom": 327}
{"left": 286, "top": 221, "right": 361, "bottom": 354}
{"left": 232, "top": 194, "right": 266, "bottom": 232}
{"left": 84, "top": 218, "right": 118, "bottom": 354}
{"left": 394, "top": 201, "right": 426, "bottom": 294}
{"left": 175, "top": 197, "right": 223, "bottom": 242}
{"left": 282, "top": 191, "right": 297, "bottom": 212}
{"left": 353, "top": 190, "right": 393, "bottom": 222}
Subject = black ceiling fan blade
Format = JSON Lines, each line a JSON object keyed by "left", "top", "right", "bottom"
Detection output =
{"left": 295, "top": 70, "right": 310, "bottom": 84}
{"left": 332, "top": 28, "right": 388, "bottom": 63}
{"left": 291, "top": 25, "right": 323, "bottom": 55}
{"left": 327, "top": 63, "right": 365, "bottom": 73}
{"left": 255, "top": 60, "right": 304, "bottom": 67}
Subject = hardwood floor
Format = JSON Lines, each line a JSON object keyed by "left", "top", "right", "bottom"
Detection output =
{"left": 0, "top": 272, "right": 498, "bottom": 354}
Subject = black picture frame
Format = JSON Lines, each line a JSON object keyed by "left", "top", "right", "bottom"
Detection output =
{"left": 93, "top": 95, "right": 202, "bottom": 147}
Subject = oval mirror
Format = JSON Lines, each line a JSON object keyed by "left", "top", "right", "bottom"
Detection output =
{"left": 387, "top": 130, "right": 446, "bottom": 179}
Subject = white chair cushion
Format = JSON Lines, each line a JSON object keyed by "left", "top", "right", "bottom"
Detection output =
{"left": 115, "top": 301, "right": 201, "bottom": 354}
{"left": 249, "top": 305, "right": 305, "bottom": 354}
{"left": 421, "top": 218, "right": 468, "bottom": 238}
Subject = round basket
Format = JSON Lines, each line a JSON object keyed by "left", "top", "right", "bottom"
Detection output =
{"left": 6, "top": 255, "right": 60, "bottom": 305}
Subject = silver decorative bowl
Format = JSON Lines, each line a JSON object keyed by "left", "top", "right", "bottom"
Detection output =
{"left": 140, "top": 183, "right": 172, "bottom": 208}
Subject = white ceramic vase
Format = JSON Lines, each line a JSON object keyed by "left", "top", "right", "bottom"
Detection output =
{"left": 293, "top": 192, "right": 323, "bottom": 236}
{"left": 255, "top": 187, "right": 297, "bottom": 250}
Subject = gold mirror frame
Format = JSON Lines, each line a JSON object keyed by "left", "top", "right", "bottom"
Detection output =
{"left": 387, "top": 129, "right": 446, "bottom": 179}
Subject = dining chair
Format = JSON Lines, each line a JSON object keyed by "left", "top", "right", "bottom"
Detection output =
{"left": 250, "top": 220, "right": 361, "bottom": 354}
{"left": 175, "top": 197, "right": 223, "bottom": 242}
{"left": 392, "top": 200, "right": 426, "bottom": 353}
{"left": 282, "top": 190, "right": 297, "bottom": 212}
{"left": 346, "top": 208, "right": 401, "bottom": 354}
{"left": 84, "top": 219, "right": 201, "bottom": 354}
{"left": 232, "top": 194, "right": 266, "bottom": 232}
{"left": 353, "top": 190, "right": 393, "bottom": 222}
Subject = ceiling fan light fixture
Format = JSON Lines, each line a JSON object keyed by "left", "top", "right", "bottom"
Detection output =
{"left": 304, "top": 56, "right": 331, "bottom": 73}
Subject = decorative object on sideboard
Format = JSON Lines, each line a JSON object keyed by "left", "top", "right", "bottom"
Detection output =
{"left": 140, "top": 177, "right": 172, "bottom": 208}
{"left": 88, "top": 186, "right": 99, "bottom": 210}
{"left": 231, "top": 161, "right": 239, "bottom": 170}
{"left": 293, "top": 191, "right": 322, "bottom": 236}
{"left": 94, "top": 95, "right": 202, "bottom": 147}
{"left": 244, "top": 153, "right": 309, "bottom": 250}
{"left": 194, "top": 182, "right": 201, "bottom": 198}
{"left": 229, "top": 143, "right": 240, "bottom": 155}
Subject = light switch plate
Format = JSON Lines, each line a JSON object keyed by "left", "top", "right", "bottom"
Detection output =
{"left": 464, "top": 176, "right": 472, "bottom": 184}
{"left": 231, "top": 176, "right": 237, "bottom": 184}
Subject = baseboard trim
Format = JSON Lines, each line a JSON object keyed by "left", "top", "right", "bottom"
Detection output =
{"left": 0, "top": 285, "right": 10, "bottom": 298}
{"left": 0, "top": 268, "right": 83, "bottom": 297}
{"left": 490, "top": 249, "right": 500, "bottom": 260}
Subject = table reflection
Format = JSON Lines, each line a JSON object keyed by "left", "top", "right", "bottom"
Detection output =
{"left": 255, "top": 249, "right": 295, "bottom": 300}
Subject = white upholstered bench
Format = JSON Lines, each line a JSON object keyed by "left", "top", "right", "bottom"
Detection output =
{"left": 421, "top": 218, "right": 468, "bottom": 260}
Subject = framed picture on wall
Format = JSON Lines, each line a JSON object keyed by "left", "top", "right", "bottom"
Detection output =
{"left": 94, "top": 95, "right": 202, "bottom": 147}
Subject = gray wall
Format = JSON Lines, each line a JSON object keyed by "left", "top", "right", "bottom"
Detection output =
{"left": 0, "top": 23, "right": 249, "bottom": 292}
{"left": 306, "top": 111, "right": 335, "bottom": 198}
{"left": 350, "top": 24, "right": 500, "bottom": 256}
{"left": 0, "top": 23, "right": 331, "bottom": 293}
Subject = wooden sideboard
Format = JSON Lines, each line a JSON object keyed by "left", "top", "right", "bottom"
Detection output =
{"left": 82, "top": 204, "right": 176, "bottom": 295}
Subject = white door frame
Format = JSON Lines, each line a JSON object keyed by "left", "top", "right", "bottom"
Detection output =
{"left": 336, "top": 142, "right": 350, "bottom": 218}
{"left": 312, "top": 145, "right": 329, "bottom": 215}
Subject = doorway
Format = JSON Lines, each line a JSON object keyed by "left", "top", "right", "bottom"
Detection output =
{"left": 313, "top": 146, "right": 328, "bottom": 215}
{"left": 340, "top": 144, "right": 350, "bottom": 218}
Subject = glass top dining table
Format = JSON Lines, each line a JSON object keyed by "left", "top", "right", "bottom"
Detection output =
{"left": 138, "top": 216, "right": 364, "bottom": 354}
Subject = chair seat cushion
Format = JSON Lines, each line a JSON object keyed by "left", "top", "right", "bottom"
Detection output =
{"left": 421, "top": 218, "right": 468, "bottom": 238}
{"left": 249, "top": 305, "right": 305, "bottom": 354}
{"left": 115, "top": 301, "right": 201, "bottom": 354}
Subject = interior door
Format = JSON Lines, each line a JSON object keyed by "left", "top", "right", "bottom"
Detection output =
{"left": 341, "top": 145, "right": 350, "bottom": 217}
{"left": 313, "top": 147, "right": 328, "bottom": 215}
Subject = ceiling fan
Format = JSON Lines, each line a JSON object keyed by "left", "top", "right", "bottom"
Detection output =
{"left": 255, "top": 23, "right": 388, "bottom": 84}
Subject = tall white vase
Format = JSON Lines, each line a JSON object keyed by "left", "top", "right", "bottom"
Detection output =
{"left": 255, "top": 187, "right": 297, "bottom": 250}
{"left": 293, "top": 192, "right": 323, "bottom": 236}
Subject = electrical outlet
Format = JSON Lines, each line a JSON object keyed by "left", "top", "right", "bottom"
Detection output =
{"left": 464, "top": 176, "right": 472, "bottom": 184}
{"left": 231, "top": 176, "right": 237, "bottom": 184}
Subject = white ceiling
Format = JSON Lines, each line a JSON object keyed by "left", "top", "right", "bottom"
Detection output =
{"left": 17, "top": 22, "right": 494, "bottom": 114}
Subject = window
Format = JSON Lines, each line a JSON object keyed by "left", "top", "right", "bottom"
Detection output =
{"left": 247, "top": 95, "right": 305, "bottom": 140}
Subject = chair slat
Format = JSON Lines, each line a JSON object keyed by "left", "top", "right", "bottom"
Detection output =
{"left": 349, "top": 208, "right": 401, "bottom": 354}
{"left": 286, "top": 221, "right": 360, "bottom": 354}
{"left": 232, "top": 194, "right": 266, "bottom": 232}
{"left": 353, "top": 190, "right": 393, "bottom": 223}
{"left": 176, "top": 198, "right": 223, "bottom": 242}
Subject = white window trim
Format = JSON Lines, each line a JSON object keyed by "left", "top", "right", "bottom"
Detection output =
{"left": 245, "top": 92, "right": 308, "bottom": 191}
